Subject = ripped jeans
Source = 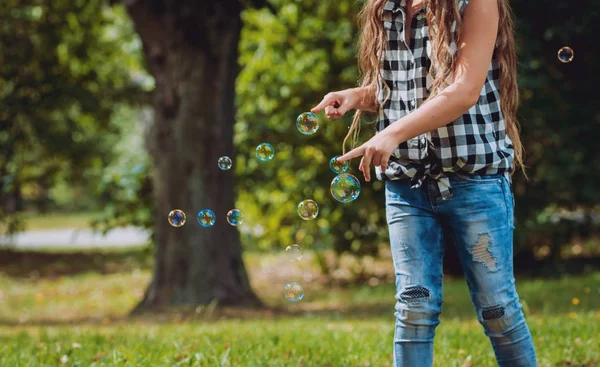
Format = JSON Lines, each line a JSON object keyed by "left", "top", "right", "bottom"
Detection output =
{"left": 386, "top": 174, "right": 537, "bottom": 367}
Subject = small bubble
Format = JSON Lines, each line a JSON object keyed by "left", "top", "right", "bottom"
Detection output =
{"left": 226, "top": 209, "right": 243, "bottom": 226}
{"left": 330, "top": 173, "right": 361, "bottom": 203}
{"left": 284, "top": 282, "right": 304, "bottom": 302}
{"left": 297, "top": 200, "right": 319, "bottom": 220}
{"left": 218, "top": 156, "right": 232, "bottom": 170}
{"left": 256, "top": 143, "right": 275, "bottom": 162}
{"left": 557, "top": 46, "right": 574, "bottom": 63}
{"left": 286, "top": 245, "right": 303, "bottom": 261}
{"left": 296, "top": 112, "right": 319, "bottom": 135}
{"left": 197, "top": 209, "right": 216, "bottom": 227}
{"left": 168, "top": 209, "right": 186, "bottom": 227}
{"left": 330, "top": 156, "right": 349, "bottom": 174}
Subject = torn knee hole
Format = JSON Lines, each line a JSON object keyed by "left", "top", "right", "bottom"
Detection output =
{"left": 400, "top": 286, "right": 430, "bottom": 302}
{"left": 471, "top": 233, "right": 497, "bottom": 271}
{"left": 482, "top": 306, "right": 505, "bottom": 320}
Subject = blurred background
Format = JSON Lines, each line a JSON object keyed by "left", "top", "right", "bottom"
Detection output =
{"left": 0, "top": 0, "right": 598, "bottom": 366}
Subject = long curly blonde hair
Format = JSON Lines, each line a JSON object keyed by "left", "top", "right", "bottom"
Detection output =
{"left": 345, "top": 0, "right": 524, "bottom": 175}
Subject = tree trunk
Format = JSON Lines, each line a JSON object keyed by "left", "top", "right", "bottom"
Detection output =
{"left": 125, "top": 0, "right": 261, "bottom": 310}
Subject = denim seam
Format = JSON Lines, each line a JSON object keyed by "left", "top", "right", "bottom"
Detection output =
{"left": 499, "top": 176, "right": 512, "bottom": 228}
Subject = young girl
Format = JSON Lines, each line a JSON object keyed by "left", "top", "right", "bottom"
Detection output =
{"left": 312, "top": 0, "right": 537, "bottom": 365}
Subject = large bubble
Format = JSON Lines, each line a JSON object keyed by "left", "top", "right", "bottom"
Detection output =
{"left": 330, "top": 173, "right": 361, "bottom": 203}
{"left": 296, "top": 112, "right": 319, "bottom": 135}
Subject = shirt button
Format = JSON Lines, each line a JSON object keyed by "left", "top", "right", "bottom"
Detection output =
{"left": 408, "top": 61, "right": 414, "bottom": 68}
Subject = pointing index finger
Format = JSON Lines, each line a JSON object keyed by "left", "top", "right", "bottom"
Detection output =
{"left": 337, "top": 146, "right": 365, "bottom": 162}
{"left": 311, "top": 96, "right": 332, "bottom": 113}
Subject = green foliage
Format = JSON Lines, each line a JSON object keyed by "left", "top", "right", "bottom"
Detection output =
{"left": 92, "top": 106, "right": 153, "bottom": 233}
{"left": 0, "top": 1, "right": 148, "bottom": 232}
{"left": 237, "top": 1, "right": 387, "bottom": 255}
{"left": 1, "top": 0, "right": 598, "bottom": 258}
{"left": 237, "top": 0, "right": 600, "bottom": 255}
{"left": 511, "top": 1, "right": 600, "bottom": 250}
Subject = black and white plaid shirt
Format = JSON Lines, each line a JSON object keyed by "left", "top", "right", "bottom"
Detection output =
{"left": 375, "top": 0, "right": 514, "bottom": 199}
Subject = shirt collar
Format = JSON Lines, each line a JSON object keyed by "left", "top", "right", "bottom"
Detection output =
{"left": 386, "top": 0, "right": 428, "bottom": 18}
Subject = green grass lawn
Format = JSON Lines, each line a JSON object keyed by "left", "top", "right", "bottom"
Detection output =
{"left": 0, "top": 267, "right": 599, "bottom": 366}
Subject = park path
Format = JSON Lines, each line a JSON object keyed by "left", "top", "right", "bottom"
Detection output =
{"left": 0, "top": 227, "right": 151, "bottom": 250}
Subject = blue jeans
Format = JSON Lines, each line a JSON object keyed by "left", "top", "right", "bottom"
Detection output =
{"left": 385, "top": 174, "right": 537, "bottom": 367}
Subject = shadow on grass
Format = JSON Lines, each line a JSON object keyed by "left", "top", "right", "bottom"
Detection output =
{"left": 2, "top": 247, "right": 599, "bottom": 279}
{"left": 0, "top": 248, "right": 152, "bottom": 278}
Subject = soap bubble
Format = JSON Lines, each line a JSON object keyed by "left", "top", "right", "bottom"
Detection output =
{"left": 168, "top": 209, "right": 186, "bottom": 227}
{"left": 197, "top": 209, "right": 216, "bottom": 227}
{"left": 226, "top": 209, "right": 243, "bottom": 226}
{"left": 256, "top": 143, "right": 275, "bottom": 162}
{"left": 330, "top": 173, "right": 361, "bottom": 203}
{"left": 218, "top": 156, "right": 232, "bottom": 170}
{"left": 557, "top": 46, "right": 574, "bottom": 63}
{"left": 296, "top": 112, "right": 319, "bottom": 135}
{"left": 330, "top": 156, "right": 349, "bottom": 174}
{"left": 297, "top": 200, "right": 319, "bottom": 220}
{"left": 284, "top": 282, "right": 304, "bottom": 302}
{"left": 286, "top": 245, "right": 303, "bottom": 262}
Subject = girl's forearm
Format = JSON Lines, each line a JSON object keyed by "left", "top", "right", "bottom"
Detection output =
{"left": 386, "top": 82, "right": 477, "bottom": 142}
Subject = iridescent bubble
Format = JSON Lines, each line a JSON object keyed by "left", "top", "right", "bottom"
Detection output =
{"left": 557, "top": 46, "right": 574, "bottom": 63}
{"left": 168, "top": 209, "right": 186, "bottom": 227}
{"left": 256, "top": 143, "right": 275, "bottom": 162}
{"left": 297, "top": 199, "right": 319, "bottom": 220}
{"left": 330, "top": 156, "right": 349, "bottom": 174}
{"left": 296, "top": 112, "right": 319, "bottom": 135}
{"left": 286, "top": 245, "right": 303, "bottom": 262}
{"left": 197, "top": 209, "right": 216, "bottom": 228}
{"left": 218, "top": 156, "right": 232, "bottom": 170}
{"left": 226, "top": 209, "right": 243, "bottom": 226}
{"left": 330, "top": 173, "right": 361, "bottom": 203}
{"left": 284, "top": 282, "right": 304, "bottom": 302}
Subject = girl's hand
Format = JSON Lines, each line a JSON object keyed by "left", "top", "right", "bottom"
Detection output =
{"left": 311, "top": 88, "right": 360, "bottom": 120}
{"left": 336, "top": 128, "right": 399, "bottom": 182}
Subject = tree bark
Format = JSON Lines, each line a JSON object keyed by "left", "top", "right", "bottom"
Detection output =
{"left": 125, "top": 0, "right": 261, "bottom": 310}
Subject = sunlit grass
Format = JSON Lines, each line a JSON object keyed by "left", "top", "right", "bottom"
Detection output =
{"left": 1, "top": 245, "right": 599, "bottom": 366}
{"left": 0, "top": 314, "right": 598, "bottom": 366}
{"left": 0, "top": 272, "right": 148, "bottom": 323}
{"left": 0, "top": 268, "right": 599, "bottom": 366}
